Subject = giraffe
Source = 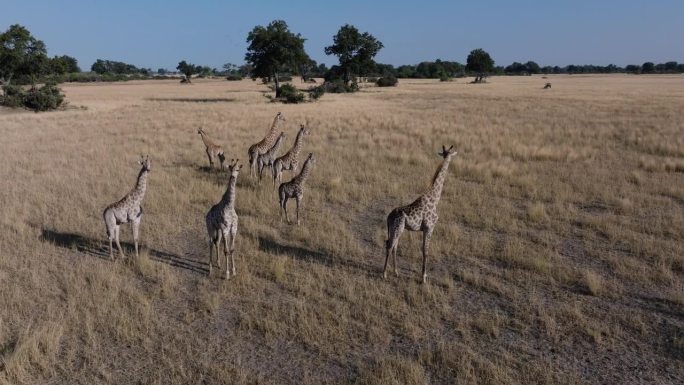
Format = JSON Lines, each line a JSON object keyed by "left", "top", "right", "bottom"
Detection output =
{"left": 205, "top": 159, "right": 242, "bottom": 279}
{"left": 383, "top": 145, "right": 457, "bottom": 284}
{"left": 248, "top": 112, "right": 286, "bottom": 177}
{"left": 278, "top": 153, "right": 315, "bottom": 225}
{"left": 103, "top": 155, "right": 151, "bottom": 260}
{"left": 257, "top": 131, "right": 286, "bottom": 183}
{"left": 197, "top": 127, "right": 225, "bottom": 169}
{"left": 272, "top": 124, "right": 310, "bottom": 189}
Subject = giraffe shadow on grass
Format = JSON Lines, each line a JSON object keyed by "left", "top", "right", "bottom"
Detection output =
{"left": 257, "top": 236, "right": 376, "bottom": 278}
{"left": 40, "top": 229, "right": 208, "bottom": 275}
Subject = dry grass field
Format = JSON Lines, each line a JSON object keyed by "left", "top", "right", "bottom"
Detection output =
{"left": 0, "top": 75, "right": 682, "bottom": 384}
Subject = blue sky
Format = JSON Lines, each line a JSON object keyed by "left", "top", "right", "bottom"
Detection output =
{"left": 3, "top": 0, "right": 683, "bottom": 71}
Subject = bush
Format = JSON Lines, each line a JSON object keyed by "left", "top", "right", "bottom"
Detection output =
{"left": 439, "top": 74, "right": 452, "bottom": 82}
{"left": 278, "top": 83, "right": 305, "bottom": 104}
{"left": 308, "top": 84, "right": 325, "bottom": 100}
{"left": 23, "top": 83, "right": 65, "bottom": 111}
{"left": 366, "top": 76, "right": 378, "bottom": 83}
{"left": 1, "top": 82, "right": 65, "bottom": 111}
{"left": 0, "top": 84, "right": 25, "bottom": 108}
{"left": 376, "top": 76, "right": 398, "bottom": 87}
{"left": 226, "top": 74, "right": 243, "bottom": 81}
{"left": 320, "top": 80, "right": 359, "bottom": 93}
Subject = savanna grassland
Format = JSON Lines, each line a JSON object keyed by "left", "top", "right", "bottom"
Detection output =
{"left": 0, "top": 75, "right": 682, "bottom": 384}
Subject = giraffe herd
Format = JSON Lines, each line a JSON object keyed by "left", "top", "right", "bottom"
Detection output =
{"left": 102, "top": 112, "right": 456, "bottom": 284}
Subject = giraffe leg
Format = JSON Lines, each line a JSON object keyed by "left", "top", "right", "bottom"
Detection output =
{"left": 215, "top": 232, "right": 222, "bottom": 269}
{"left": 283, "top": 198, "right": 291, "bottom": 224}
{"left": 208, "top": 230, "right": 218, "bottom": 276}
{"left": 272, "top": 165, "right": 278, "bottom": 189}
{"left": 114, "top": 225, "right": 125, "bottom": 259}
{"left": 132, "top": 217, "right": 141, "bottom": 258}
{"left": 206, "top": 148, "right": 213, "bottom": 168}
{"left": 108, "top": 236, "right": 114, "bottom": 260}
{"left": 229, "top": 228, "right": 237, "bottom": 276}
{"left": 223, "top": 234, "right": 230, "bottom": 279}
{"left": 421, "top": 228, "right": 433, "bottom": 284}
{"left": 392, "top": 243, "right": 399, "bottom": 277}
{"left": 295, "top": 196, "right": 301, "bottom": 225}
{"left": 208, "top": 241, "right": 214, "bottom": 276}
{"left": 383, "top": 213, "right": 405, "bottom": 279}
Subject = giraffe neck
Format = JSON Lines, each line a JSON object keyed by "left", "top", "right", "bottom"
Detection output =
{"left": 220, "top": 174, "right": 237, "bottom": 209}
{"left": 199, "top": 131, "right": 213, "bottom": 147}
{"left": 293, "top": 157, "right": 313, "bottom": 184}
{"left": 263, "top": 117, "right": 281, "bottom": 144}
{"left": 131, "top": 167, "right": 149, "bottom": 204}
{"left": 424, "top": 157, "right": 452, "bottom": 204}
{"left": 291, "top": 128, "right": 305, "bottom": 158}
{"left": 271, "top": 134, "right": 285, "bottom": 153}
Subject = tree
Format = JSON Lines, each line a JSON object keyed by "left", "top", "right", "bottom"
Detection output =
{"left": 324, "top": 24, "right": 383, "bottom": 85}
{"left": 49, "top": 55, "right": 80, "bottom": 74}
{"left": 157, "top": 68, "right": 167, "bottom": 75}
{"left": 664, "top": 61, "right": 678, "bottom": 72}
{"left": 625, "top": 64, "right": 641, "bottom": 74}
{"left": 91, "top": 59, "right": 144, "bottom": 75}
{"left": 245, "top": 20, "right": 309, "bottom": 97}
{"left": 0, "top": 24, "right": 48, "bottom": 84}
{"left": 223, "top": 63, "right": 239, "bottom": 75}
{"left": 466, "top": 48, "right": 494, "bottom": 74}
{"left": 641, "top": 62, "right": 655, "bottom": 74}
{"left": 177, "top": 60, "right": 198, "bottom": 82}
{"left": 525, "top": 61, "right": 540, "bottom": 74}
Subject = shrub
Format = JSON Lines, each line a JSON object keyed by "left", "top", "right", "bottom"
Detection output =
{"left": 321, "top": 79, "right": 353, "bottom": 94}
{"left": 439, "top": 74, "right": 452, "bottom": 82}
{"left": 279, "top": 75, "right": 293, "bottom": 82}
{"left": 278, "top": 83, "right": 305, "bottom": 104}
{"left": 1, "top": 82, "right": 65, "bottom": 111}
{"left": 376, "top": 75, "right": 398, "bottom": 87}
{"left": 366, "top": 76, "right": 378, "bottom": 83}
{"left": 0, "top": 84, "right": 25, "bottom": 108}
{"left": 226, "top": 74, "right": 243, "bottom": 81}
{"left": 308, "top": 84, "right": 325, "bottom": 100}
{"left": 23, "top": 83, "right": 65, "bottom": 111}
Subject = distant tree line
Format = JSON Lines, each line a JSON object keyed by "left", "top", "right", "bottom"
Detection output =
{"left": 91, "top": 59, "right": 150, "bottom": 75}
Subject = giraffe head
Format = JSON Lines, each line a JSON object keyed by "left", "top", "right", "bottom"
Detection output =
{"left": 438, "top": 145, "right": 457, "bottom": 160}
{"left": 275, "top": 112, "right": 286, "bottom": 122}
{"left": 306, "top": 152, "right": 316, "bottom": 165}
{"left": 227, "top": 159, "right": 243, "bottom": 178}
{"left": 197, "top": 127, "right": 204, "bottom": 135}
{"left": 138, "top": 155, "right": 151, "bottom": 171}
{"left": 299, "top": 124, "right": 311, "bottom": 136}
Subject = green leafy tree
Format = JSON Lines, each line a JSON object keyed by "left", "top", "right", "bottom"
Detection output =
{"left": 324, "top": 24, "right": 383, "bottom": 85}
{"left": 49, "top": 55, "right": 80, "bottom": 74}
{"left": 245, "top": 20, "right": 309, "bottom": 97}
{"left": 0, "top": 24, "right": 48, "bottom": 84}
{"left": 177, "top": 60, "right": 199, "bottom": 82}
{"left": 641, "top": 62, "right": 655, "bottom": 73}
{"left": 525, "top": 61, "right": 541, "bottom": 74}
{"left": 465, "top": 48, "right": 494, "bottom": 74}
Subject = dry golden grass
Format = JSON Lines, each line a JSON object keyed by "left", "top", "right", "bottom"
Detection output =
{"left": 0, "top": 75, "right": 683, "bottom": 384}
